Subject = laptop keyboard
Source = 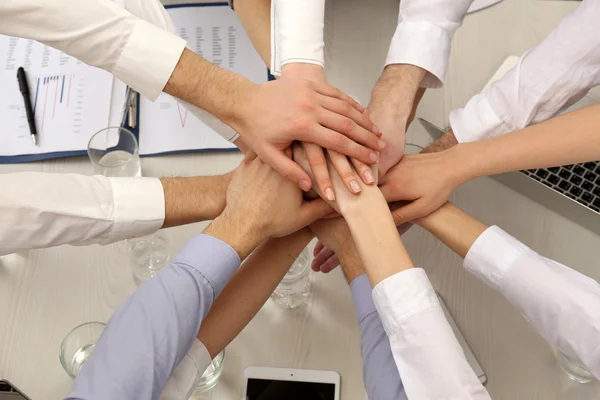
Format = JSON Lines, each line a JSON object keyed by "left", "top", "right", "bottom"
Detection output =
{"left": 521, "top": 161, "right": 600, "bottom": 213}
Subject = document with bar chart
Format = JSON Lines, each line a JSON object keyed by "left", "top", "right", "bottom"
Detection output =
{"left": 138, "top": 3, "right": 267, "bottom": 155}
{"left": 0, "top": 36, "right": 112, "bottom": 158}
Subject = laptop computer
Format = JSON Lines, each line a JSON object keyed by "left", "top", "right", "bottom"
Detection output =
{"left": 419, "top": 56, "right": 600, "bottom": 236}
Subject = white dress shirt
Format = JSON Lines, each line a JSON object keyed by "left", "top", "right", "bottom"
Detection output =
{"left": 450, "top": 0, "right": 600, "bottom": 143}
{"left": 0, "top": 0, "right": 185, "bottom": 101}
{"left": 270, "top": 0, "right": 475, "bottom": 87}
{"left": 371, "top": 226, "right": 600, "bottom": 398}
{"left": 0, "top": 172, "right": 164, "bottom": 256}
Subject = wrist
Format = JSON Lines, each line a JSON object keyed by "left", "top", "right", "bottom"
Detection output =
{"left": 204, "top": 210, "right": 263, "bottom": 260}
{"left": 445, "top": 142, "right": 480, "bottom": 184}
{"left": 281, "top": 63, "right": 325, "bottom": 82}
{"left": 370, "top": 64, "right": 426, "bottom": 107}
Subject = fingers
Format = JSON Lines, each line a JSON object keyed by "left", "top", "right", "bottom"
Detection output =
{"left": 303, "top": 143, "right": 334, "bottom": 200}
{"left": 329, "top": 150, "right": 363, "bottom": 194}
{"left": 311, "top": 246, "right": 339, "bottom": 273}
{"left": 390, "top": 199, "right": 429, "bottom": 225}
{"left": 313, "top": 240, "right": 325, "bottom": 257}
{"left": 259, "top": 147, "right": 312, "bottom": 192}
{"left": 350, "top": 158, "right": 376, "bottom": 185}
{"left": 317, "top": 109, "right": 386, "bottom": 154}
{"left": 319, "top": 96, "right": 381, "bottom": 138}
{"left": 308, "top": 126, "right": 379, "bottom": 165}
{"left": 311, "top": 81, "right": 365, "bottom": 114}
{"left": 296, "top": 199, "right": 334, "bottom": 228}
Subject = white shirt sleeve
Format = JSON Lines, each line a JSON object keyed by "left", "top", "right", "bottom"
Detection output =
{"left": 0, "top": 0, "right": 186, "bottom": 101}
{"left": 385, "top": 0, "right": 475, "bottom": 88}
{"left": 464, "top": 226, "right": 600, "bottom": 380}
{"left": 159, "top": 339, "right": 212, "bottom": 400}
{"left": 450, "top": 0, "right": 600, "bottom": 143}
{"left": 270, "top": 0, "right": 325, "bottom": 75}
{"left": 0, "top": 172, "right": 164, "bottom": 256}
{"left": 372, "top": 268, "right": 491, "bottom": 400}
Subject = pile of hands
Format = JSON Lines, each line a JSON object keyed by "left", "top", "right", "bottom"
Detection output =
{"left": 223, "top": 63, "right": 469, "bottom": 268}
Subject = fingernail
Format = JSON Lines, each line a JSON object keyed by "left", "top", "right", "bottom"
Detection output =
{"left": 364, "top": 170, "right": 375, "bottom": 184}
{"left": 372, "top": 124, "right": 380, "bottom": 134}
{"left": 378, "top": 139, "right": 387, "bottom": 149}
{"left": 325, "top": 188, "right": 335, "bottom": 201}
{"left": 299, "top": 180, "right": 311, "bottom": 192}
{"left": 370, "top": 152, "right": 378, "bottom": 162}
{"left": 350, "top": 180, "right": 362, "bottom": 193}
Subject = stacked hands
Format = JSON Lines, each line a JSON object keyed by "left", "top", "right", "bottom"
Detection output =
{"left": 230, "top": 62, "right": 459, "bottom": 272}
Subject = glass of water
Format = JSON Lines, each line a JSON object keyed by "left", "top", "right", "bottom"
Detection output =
{"left": 557, "top": 350, "right": 595, "bottom": 383}
{"left": 192, "top": 350, "right": 225, "bottom": 395}
{"left": 59, "top": 322, "right": 105, "bottom": 378}
{"left": 127, "top": 233, "right": 171, "bottom": 284}
{"left": 271, "top": 246, "right": 311, "bottom": 308}
{"left": 87, "top": 127, "right": 141, "bottom": 177}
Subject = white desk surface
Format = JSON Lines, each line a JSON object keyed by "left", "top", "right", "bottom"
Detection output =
{"left": 1, "top": 0, "right": 600, "bottom": 399}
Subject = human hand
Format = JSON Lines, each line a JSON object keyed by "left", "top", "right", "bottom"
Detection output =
{"left": 281, "top": 64, "right": 378, "bottom": 199}
{"left": 206, "top": 152, "right": 332, "bottom": 259}
{"left": 379, "top": 146, "right": 467, "bottom": 223}
{"left": 311, "top": 223, "right": 413, "bottom": 273}
{"left": 368, "top": 64, "right": 427, "bottom": 177}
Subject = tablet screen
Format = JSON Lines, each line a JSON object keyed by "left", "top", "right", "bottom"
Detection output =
{"left": 246, "top": 378, "right": 335, "bottom": 400}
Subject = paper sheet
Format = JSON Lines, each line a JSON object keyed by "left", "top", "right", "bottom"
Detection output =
{"left": 138, "top": 5, "right": 268, "bottom": 155}
{"left": 0, "top": 36, "right": 113, "bottom": 156}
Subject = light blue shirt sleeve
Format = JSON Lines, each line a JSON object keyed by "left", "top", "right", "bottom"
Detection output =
{"left": 65, "top": 234, "right": 241, "bottom": 400}
{"left": 350, "top": 274, "right": 407, "bottom": 400}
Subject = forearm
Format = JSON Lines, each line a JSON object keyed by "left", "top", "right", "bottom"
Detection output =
{"left": 451, "top": 103, "right": 600, "bottom": 182}
{"left": 340, "top": 186, "right": 414, "bottom": 287}
{"left": 416, "top": 202, "right": 488, "bottom": 259}
{"left": 370, "top": 65, "right": 426, "bottom": 115}
{"left": 161, "top": 173, "right": 231, "bottom": 228}
{"left": 235, "top": 0, "right": 272, "bottom": 66}
{"left": 198, "top": 228, "right": 313, "bottom": 357}
{"left": 270, "top": 0, "right": 325, "bottom": 75}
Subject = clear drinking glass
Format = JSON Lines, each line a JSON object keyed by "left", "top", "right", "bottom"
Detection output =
{"left": 557, "top": 350, "right": 595, "bottom": 383}
{"left": 87, "top": 126, "right": 141, "bottom": 177}
{"left": 192, "top": 350, "right": 225, "bottom": 395}
{"left": 127, "top": 233, "right": 171, "bottom": 284}
{"left": 59, "top": 322, "right": 105, "bottom": 378}
{"left": 271, "top": 247, "right": 311, "bottom": 308}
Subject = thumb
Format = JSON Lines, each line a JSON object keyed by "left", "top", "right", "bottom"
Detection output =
{"left": 297, "top": 199, "right": 334, "bottom": 228}
{"left": 390, "top": 199, "right": 427, "bottom": 225}
{"left": 260, "top": 147, "right": 312, "bottom": 192}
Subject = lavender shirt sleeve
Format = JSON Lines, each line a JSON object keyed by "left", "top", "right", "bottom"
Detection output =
{"left": 65, "top": 234, "right": 241, "bottom": 400}
{"left": 350, "top": 274, "right": 407, "bottom": 400}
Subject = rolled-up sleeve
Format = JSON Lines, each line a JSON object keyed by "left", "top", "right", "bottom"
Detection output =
{"left": 450, "top": 0, "right": 600, "bottom": 143}
{"left": 385, "top": 0, "right": 474, "bottom": 88}
{"left": 0, "top": 0, "right": 186, "bottom": 100}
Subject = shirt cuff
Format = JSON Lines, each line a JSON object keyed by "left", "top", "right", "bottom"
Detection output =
{"left": 372, "top": 268, "right": 439, "bottom": 335}
{"left": 106, "top": 177, "right": 164, "bottom": 242}
{"left": 160, "top": 339, "right": 212, "bottom": 400}
{"left": 449, "top": 92, "right": 509, "bottom": 143}
{"left": 112, "top": 18, "right": 187, "bottom": 100}
{"left": 385, "top": 21, "right": 451, "bottom": 89}
{"left": 350, "top": 274, "right": 377, "bottom": 324}
{"left": 463, "top": 226, "right": 530, "bottom": 292}
{"left": 172, "top": 234, "right": 241, "bottom": 299}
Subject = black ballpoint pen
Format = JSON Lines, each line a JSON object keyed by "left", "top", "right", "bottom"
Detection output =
{"left": 16, "top": 67, "right": 38, "bottom": 145}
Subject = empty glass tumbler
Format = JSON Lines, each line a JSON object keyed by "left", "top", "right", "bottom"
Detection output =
{"left": 59, "top": 322, "right": 105, "bottom": 378}
{"left": 87, "top": 126, "right": 141, "bottom": 177}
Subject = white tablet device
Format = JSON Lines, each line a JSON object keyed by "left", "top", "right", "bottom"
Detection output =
{"left": 244, "top": 366, "right": 340, "bottom": 400}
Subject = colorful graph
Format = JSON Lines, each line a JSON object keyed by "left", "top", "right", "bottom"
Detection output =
{"left": 31, "top": 74, "right": 74, "bottom": 133}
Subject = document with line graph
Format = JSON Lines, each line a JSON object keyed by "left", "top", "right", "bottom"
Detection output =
{"left": 138, "top": 3, "right": 267, "bottom": 156}
{"left": 0, "top": 36, "right": 113, "bottom": 158}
